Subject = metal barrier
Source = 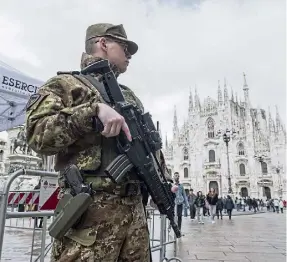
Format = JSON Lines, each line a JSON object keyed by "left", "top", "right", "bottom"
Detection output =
{"left": 7, "top": 190, "right": 40, "bottom": 207}
{"left": 147, "top": 207, "right": 182, "bottom": 262}
{"left": 0, "top": 169, "right": 58, "bottom": 261}
{"left": 0, "top": 169, "right": 182, "bottom": 262}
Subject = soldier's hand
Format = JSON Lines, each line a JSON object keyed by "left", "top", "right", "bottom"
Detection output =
{"left": 97, "top": 103, "right": 132, "bottom": 141}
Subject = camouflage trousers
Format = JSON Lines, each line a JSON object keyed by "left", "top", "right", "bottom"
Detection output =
{"left": 50, "top": 193, "right": 150, "bottom": 262}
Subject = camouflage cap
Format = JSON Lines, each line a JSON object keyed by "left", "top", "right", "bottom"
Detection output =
{"left": 85, "top": 23, "right": 138, "bottom": 55}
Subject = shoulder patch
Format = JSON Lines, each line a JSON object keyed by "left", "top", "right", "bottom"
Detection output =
{"left": 25, "top": 94, "right": 43, "bottom": 111}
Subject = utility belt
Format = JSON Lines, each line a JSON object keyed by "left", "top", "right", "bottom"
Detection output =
{"left": 49, "top": 165, "right": 143, "bottom": 240}
{"left": 61, "top": 169, "right": 143, "bottom": 198}
{"left": 92, "top": 181, "right": 142, "bottom": 197}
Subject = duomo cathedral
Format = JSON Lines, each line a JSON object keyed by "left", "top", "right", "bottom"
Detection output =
{"left": 0, "top": 75, "right": 285, "bottom": 199}
{"left": 164, "top": 74, "right": 286, "bottom": 199}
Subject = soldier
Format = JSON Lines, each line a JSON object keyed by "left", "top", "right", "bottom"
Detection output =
{"left": 25, "top": 23, "right": 169, "bottom": 262}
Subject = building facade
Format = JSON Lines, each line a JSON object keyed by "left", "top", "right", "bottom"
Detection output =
{"left": 164, "top": 74, "right": 286, "bottom": 199}
{"left": 0, "top": 125, "right": 56, "bottom": 190}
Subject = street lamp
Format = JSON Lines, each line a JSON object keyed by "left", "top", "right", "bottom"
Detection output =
{"left": 217, "top": 128, "right": 236, "bottom": 194}
{"left": 276, "top": 164, "right": 283, "bottom": 198}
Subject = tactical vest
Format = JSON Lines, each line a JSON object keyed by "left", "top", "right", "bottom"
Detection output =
{"left": 56, "top": 73, "right": 142, "bottom": 194}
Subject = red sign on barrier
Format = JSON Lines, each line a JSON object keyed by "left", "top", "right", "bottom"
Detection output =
{"left": 8, "top": 192, "right": 40, "bottom": 205}
{"left": 39, "top": 177, "right": 60, "bottom": 210}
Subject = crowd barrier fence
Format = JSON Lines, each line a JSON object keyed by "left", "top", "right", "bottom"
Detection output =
{"left": 0, "top": 169, "right": 182, "bottom": 262}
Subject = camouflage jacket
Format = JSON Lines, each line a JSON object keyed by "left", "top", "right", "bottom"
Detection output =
{"left": 25, "top": 53, "right": 171, "bottom": 191}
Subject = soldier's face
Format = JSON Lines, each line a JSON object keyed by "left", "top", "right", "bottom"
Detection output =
{"left": 103, "top": 38, "right": 131, "bottom": 73}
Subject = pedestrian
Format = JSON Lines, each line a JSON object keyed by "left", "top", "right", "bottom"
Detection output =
{"left": 266, "top": 199, "right": 270, "bottom": 211}
{"left": 279, "top": 198, "right": 284, "bottom": 213}
{"left": 273, "top": 198, "right": 279, "bottom": 213}
{"left": 173, "top": 172, "right": 189, "bottom": 232}
{"left": 206, "top": 188, "right": 218, "bottom": 224}
{"left": 241, "top": 197, "right": 246, "bottom": 211}
{"left": 195, "top": 191, "right": 205, "bottom": 224}
{"left": 216, "top": 197, "right": 224, "bottom": 219}
{"left": 188, "top": 189, "right": 197, "bottom": 220}
{"left": 184, "top": 189, "right": 189, "bottom": 217}
{"left": 25, "top": 23, "right": 173, "bottom": 262}
{"left": 252, "top": 198, "right": 258, "bottom": 213}
{"left": 225, "top": 195, "right": 235, "bottom": 220}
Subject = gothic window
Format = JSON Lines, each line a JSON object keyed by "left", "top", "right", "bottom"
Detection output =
{"left": 209, "top": 150, "right": 215, "bottom": 162}
{"left": 261, "top": 162, "right": 268, "bottom": 175}
{"left": 206, "top": 118, "right": 215, "bottom": 138}
{"left": 239, "top": 163, "right": 246, "bottom": 175}
{"left": 238, "top": 142, "right": 245, "bottom": 155}
{"left": 183, "top": 147, "right": 189, "bottom": 160}
{"left": 184, "top": 167, "right": 189, "bottom": 178}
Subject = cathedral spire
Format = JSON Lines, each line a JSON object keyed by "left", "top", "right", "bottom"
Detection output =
{"left": 194, "top": 85, "right": 200, "bottom": 111}
{"left": 224, "top": 78, "right": 229, "bottom": 104}
{"left": 275, "top": 105, "right": 281, "bottom": 131}
{"left": 231, "top": 88, "right": 234, "bottom": 102}
{"left": 173, "top": 105, "right": 178, "bottom": 138}
{"left": 188, "top": 88, "right": 193, "bottom": 113}
{"left": 268, "top": 106, "right": 274, "bottom": 132}
{"left": 243, "top": 72, "right": 250, "bottom": 108}
{"left": 173, "top": 105, "right": 178, "bottom": 128}
{"left": 218, "top": 80, "right": 223, "bottom": 105}
{"left": 235, "top": 92, "right": 238, "bottom": 103}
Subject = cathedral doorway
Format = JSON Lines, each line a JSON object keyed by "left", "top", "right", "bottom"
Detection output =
{"left": 209, "top": 181, "right": 219, "bottom": 194}
{"left": 263, "top": 187, "right": 271, "bottom": 199}
{"left": 240, "top": 187, "right": 248, "bottom": 197}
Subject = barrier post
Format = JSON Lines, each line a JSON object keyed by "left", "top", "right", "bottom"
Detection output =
{"left": 0, "top": 169, "right": 23, "bottom": 259}
{"left": 30, "top": 218, "right": 37, "bottom": 262}
{"left": 0, "top": 169, "right": 58, "bottom": 261}
{"left": 40, "top": 216, "right": 48, "bottom": 262}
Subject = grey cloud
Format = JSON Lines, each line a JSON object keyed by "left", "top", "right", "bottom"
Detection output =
{"left": 0, "top": 0, "right": 285, "bottom": 139}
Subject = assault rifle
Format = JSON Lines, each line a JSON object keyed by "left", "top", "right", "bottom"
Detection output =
{"left": 81, "top": 60, "right": 181, "bottom": 238}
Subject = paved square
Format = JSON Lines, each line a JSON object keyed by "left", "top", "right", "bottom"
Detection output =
{"left": 1, "top": 211, "right": 286, "bottom": 261}
{"left": 168, "top": 212, "right": 286, "bottom": 262}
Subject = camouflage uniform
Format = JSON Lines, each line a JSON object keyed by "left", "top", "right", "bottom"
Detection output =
{"left": 25, "top": 24, "right": 155, "bottom": 262}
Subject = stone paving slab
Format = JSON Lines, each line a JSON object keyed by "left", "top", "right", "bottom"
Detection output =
{"left": 170, "top": 212, "right": 286, "bottom": 262}
{"left": 1, "top": 211, "right": 286, "bottom": 261}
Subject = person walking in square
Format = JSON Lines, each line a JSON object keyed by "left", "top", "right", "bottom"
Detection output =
{"left": 206, "top": 188, "right": 218, "bottom": 224}
{"left": 188, "top": 189, "right": 197, "bottom": 220}
{"left": 225, "top": 195, "right": 235, "bottom": 220}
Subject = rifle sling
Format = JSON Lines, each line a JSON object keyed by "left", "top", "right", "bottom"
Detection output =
{"left": 73, "top": 74, "right": 111, "bottom": 104}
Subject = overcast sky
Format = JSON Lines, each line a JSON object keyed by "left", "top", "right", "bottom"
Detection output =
{"left": 0, "top": 0, "right": 285, "bottom": 140}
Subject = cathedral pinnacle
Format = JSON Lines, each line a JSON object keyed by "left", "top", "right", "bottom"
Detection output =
{"left": 173, "top": 105, "right": 179, "bottom": 138}
{"left": 243, "top": 72, "right": 250, "bottom": 109}
{"left": 268, "top": 106, "right": 274, "bottom": 132}
{"left": 243, "top": 72, "right": 248, "bottom": 89}
{"left": 188, "top": 88, "right": 194, "bottom": 113}
{"left": 218, "top": 80, "right": 223, "bottom": 105}
{"left": 275, "top": 105, "right": 281, "bottom": 131}
{"left": 194, "top": 85, "right": 200, "bottom": 111}
{"left": 224, "top": 78, "right": 228, "bottom": 104}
